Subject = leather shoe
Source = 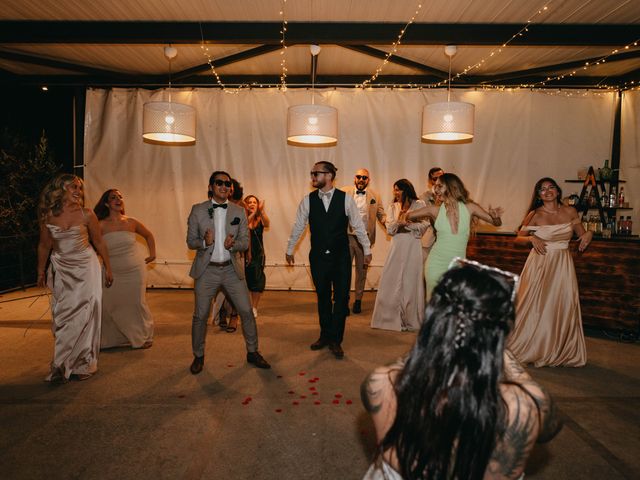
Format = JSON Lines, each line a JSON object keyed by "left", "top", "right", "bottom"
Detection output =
{"left": 247, "top": 351, "right": 271, "bottom": 369}
{"left": 353, "top": 300, "right": 362, "bottom": 314}
{"left": 329, "top": 343, "right": 344, "bottom": 359}
{"left": 190, "top": 355, "right": 204, "bottom": 375}
{"left": 310, "top": 338, "right": 330, "bottom": 351}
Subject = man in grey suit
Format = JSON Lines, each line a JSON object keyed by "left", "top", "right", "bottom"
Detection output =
{"left": 187, "top": 170, "right": 270, "bottom": 374}
{"left": 342, "top": 168, "right": 386, "bottom": 314}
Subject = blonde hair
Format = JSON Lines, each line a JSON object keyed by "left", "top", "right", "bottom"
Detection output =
{"left": 439, "top": 173, "right": 470, "bottom": 204}
{"left": 38, "top": 174, "right": 84, "bottom": 223}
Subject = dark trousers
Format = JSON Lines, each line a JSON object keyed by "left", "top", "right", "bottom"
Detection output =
{"left": 309, "top": 249, "right": 352, "bottom": 345}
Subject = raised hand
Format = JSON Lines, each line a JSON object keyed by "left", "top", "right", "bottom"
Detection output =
{"left": 224, "top": 233, "right": 235, "bottom": 250}
{"left": 204, "top": 228, "right": 214, "bottom": 246}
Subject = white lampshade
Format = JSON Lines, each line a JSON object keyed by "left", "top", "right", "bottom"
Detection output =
{"left": 287, "top": 104, "right": 338, "bottom": 147}
{"left": 422, "top": 101, "right": 474, "bottom": 142}
{"left": 143, "top": 101, "right": 196, "bottom": 145}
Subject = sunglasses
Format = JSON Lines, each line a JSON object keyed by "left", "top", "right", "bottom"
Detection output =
{"left": 214, "top": 179, "right": 232, "bottom": 187}
{"left": 448, "top": 257, "right": 520, "bottom": 303}
{"left": 310, "top": 171, "right": 329, "bottom": 177}
{"left": 355, "top": 175, "right": 369, "bottom": 181}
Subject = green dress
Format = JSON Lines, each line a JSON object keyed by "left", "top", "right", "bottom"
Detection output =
{"left": 425, "top": 202, "right": 470, "bottom": 299}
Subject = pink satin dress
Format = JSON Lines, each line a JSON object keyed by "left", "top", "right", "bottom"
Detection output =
{"left": 508, "top": 222, "right": 587, "bottom": 367}
{"left": 46, "top": 223, "right": 102, "bottom": 380}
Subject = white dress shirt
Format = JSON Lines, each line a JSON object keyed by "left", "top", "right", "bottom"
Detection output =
{"left": 353, "top": 190, "right": 368, "bottom": 223}
{"left": 286, "top": 187, "right": 371, "bottom": 256}
{"left": 209, "top": 200, "right": 231, "bottom": 262}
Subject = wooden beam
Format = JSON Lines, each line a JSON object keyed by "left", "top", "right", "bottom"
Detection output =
{"left": 0, "top": 22, "right": 638, "bottom": 46}
{"left": 342, "top": 45, "right": 449, "bottom": 79}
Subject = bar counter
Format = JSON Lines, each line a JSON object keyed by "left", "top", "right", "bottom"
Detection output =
{"left": 466, "top": 231, "right": 640, "bottom": 334}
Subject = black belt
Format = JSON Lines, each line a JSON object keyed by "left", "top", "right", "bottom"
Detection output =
{"left": 209, "top": 260, "right": 232, "bottom": 267}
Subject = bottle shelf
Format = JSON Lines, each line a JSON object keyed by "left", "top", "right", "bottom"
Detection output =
{"left": 579, "top": 206, "right": 632, "bottom": 210}
{"left": 565, "top": 179, "right": 626, "bottom": 183}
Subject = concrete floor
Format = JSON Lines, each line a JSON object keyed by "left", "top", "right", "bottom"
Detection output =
{"left": 0, "top": 288, "right": 638, "bottom": 480}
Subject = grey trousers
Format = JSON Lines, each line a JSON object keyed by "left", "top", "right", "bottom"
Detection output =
{"left": 348, "top": 235, "right": 367, "bottom": 301}
{"left": 192, "top": 263, "right": 258, "bottom": 357}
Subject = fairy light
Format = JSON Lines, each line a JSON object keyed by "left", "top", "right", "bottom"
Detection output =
{"left": 279, "top": 0, "right": 288, "bottom": 91}
{"left": 358, "top": 2, "right": 423, "bottom": 89}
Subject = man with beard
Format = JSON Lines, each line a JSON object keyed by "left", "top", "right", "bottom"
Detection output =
{"left": 341, "top": 168, "right": 386, "bottom": 314}
{"left": 419, "top": 167, "right": 444, "bottom": 261}
{"left": 286, "top": 161, "right": 371, "bottom": 359}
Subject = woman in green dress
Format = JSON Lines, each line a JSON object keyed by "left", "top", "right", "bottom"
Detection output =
{"left": 405, "top": 173, "right": 503, "bottom": 299}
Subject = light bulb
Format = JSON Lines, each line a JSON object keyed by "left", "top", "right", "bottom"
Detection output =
{"left": 165, "top": 114, "right": 175, "bottom": 125}
{"left": 308, "top": 116, "right": 319, "bottom": 125}
{"left": 443, "top": 113, "right": 453, "bottom": 122}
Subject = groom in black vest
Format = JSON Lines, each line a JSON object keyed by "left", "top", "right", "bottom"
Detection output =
{"left": 286, "top": 161, "right": 372, "bottom": 359}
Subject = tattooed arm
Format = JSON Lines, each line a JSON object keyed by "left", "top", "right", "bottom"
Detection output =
{"left": 361, "top": 359, "right": 404, "bottom": 443}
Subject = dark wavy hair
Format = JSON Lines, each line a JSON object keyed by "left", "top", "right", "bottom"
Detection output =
{"left": 393, "top": 178, "right": 418, "bottom": 207}
{"left": 380, "top": 263, "right": 516, "bottom": 480}
{"left": 94, "top": 189, "right": 124, "bottom": 220}
{"left": 526, "top": 177, "right": 562, "bottom": 214}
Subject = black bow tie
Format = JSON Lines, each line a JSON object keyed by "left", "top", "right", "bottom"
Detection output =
{"left": 212, "top": 203, "right": 227, "bottom": 209}
{"left": 356, "top": 190, "right": 366, "bottom": 195}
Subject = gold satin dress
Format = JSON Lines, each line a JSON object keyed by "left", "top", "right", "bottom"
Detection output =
{"left": 101, "top": 231, "right": 154, "bottom": 348}
{"left": 46, "top": 223, "right": 102, "bottom": 380}
{"left": 508, "top": 222, "right": 587, "bottom": 367}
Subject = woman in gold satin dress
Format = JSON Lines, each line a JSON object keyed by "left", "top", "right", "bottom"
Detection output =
{"left": 37, "top": 174, "right": 113, "bottom": 383}
{"left": 508, "top": 177, "right": 592, "bottom": 367}
{"left": 94, "top": 189, "right": 155, "bottom": 349}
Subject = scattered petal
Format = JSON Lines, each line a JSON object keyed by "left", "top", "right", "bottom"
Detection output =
{"left": 277, "top": 375, "right": 283, "bottom": 379}
{"left": 314, "top": 401, "right": 321, "bottom": 405}
{"left": 335, "top": 393, "right": 343, "bottom": 398}
{"left": 300, "top": 395, "right": 307, "bottom": 399}
{"left": 298, "top": 372, "right": 306, "bottom": 376}
{"left": 346, "top": 400, "right": 353, "bottom": 405}
{"left": 178, "top": 395, "right": 186, "bottom": 398}
{"left": 227, "top": 364, "right": 234, "bottom": 368}
{"left": 309, "top": 387, "right": 316, "bottom": 391}
{"left": 332, "top": 399, "right": 340, "bottom": 405}
{"left": 275, "top": 409, "right": 283, "bottom": 413}
{"left": 288, "top": 390, "right": 295, "bottom": 394}
{"left": 292, "top": 401, "right": 299, "bottom": 405}
{"left": 312, "top": 392, "right": 319, "bottom": 396}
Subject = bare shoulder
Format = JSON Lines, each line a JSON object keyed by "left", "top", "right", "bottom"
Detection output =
{"left": 361, "top": 360, "right": 403, "bottom": 414}
{"left": 560, "top": 204, "right": 579, "bottom": 218}
{"left": 522, "top": 209, "right": 538, "bottom": 227}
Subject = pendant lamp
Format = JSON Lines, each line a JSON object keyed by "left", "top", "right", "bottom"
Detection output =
{"left": 143, "top": 46, "right": 196, "bottom": 146}
{"left": 422, "top": 45, "right": 474, "bottom": 143}
{"left": 287, "top": 45, "right": 338, "bottom": 147}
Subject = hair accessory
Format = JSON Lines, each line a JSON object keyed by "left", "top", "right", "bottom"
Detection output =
{"left": 447, "top": 257, "right": 520, "bottom": 303}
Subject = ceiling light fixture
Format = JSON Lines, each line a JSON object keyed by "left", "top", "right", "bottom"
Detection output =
{"left": 143, "top": 46, "right": 196, "bottom": 146}
{"left": 422, "top": 45, "right": 474, "bottom": 143}
{"left": 287, "top": 45, "right": 338, "bottom": 147}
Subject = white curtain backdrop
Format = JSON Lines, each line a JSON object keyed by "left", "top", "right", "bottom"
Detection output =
{"left": 83, "top": 87, "right": 629, "bottom": 289}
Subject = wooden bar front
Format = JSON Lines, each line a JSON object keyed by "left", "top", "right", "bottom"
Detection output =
{"left": 466, "top": 232, "right": 640, "bottom": 333}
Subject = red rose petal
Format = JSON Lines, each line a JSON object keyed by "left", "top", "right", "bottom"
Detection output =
{"left": 244, "top": 397, "right": 252, "bottom": 402}
{"left": 332, "top": 399, "right": 340, "bottom": 405}
{"left": 292, "top": 401, "right": 299, "bottom": 405}
{"left": 298, "top": 372, "right": 306, "bottom": 376}
{"left": 277, "top": 375, "right": 283, "bottom": 379}
{"left": 288, "top": 390, "right": 295, "bottom": 394}
{"left": 312, "top": 392, "right": 319, "bottom": 396}
{"left": 346, "top": 400, "right": 353, "bottom": 405}
{"left": 313, "top": 377, "right": 320, "bottom": 381}
{"left": 275, "top": 409, "right": 282, "bottom": 413}
{"left": 314, "top": 401, "right": 321, "bottom": 405}
{"left": 178, "top": 395, "right": 186, "bottom": 398}
{"left": 335, "top": 393, "right": 343, "bottom": 398}
{"left": 300, "top": 395, "right": 307, "bottom": 399}
{"left": 309, "top": 387, "right": 316, "bottom": 391}
{"left": 227, "top": 364, "right": 234, "bottom": 368}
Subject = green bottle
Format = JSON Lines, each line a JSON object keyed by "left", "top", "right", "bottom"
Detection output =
{"left": 600, "top": 159, "right": 612, "bottom": 181}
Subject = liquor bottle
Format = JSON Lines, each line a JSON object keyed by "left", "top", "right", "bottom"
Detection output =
{"left": 618, "top": 187, "right": 625, "bottom": 207}
{"left": 610, "top": 216, "right": 616, "bottom": 236}
{"left": 600, "top": 159, "right": 612, "bottom": 181}
{"left": 619, "top": 216, "right": 625, "bottom": 235}
{"left": 601, "top": 190, "right": 609, "bottom": 207}
{"left": 582, "top": 214, "right": 588, "bottom": 232}
{"left": 626, "top": 216, "right": 632, "bottom": 235}
{"left": 609, "top": 185, "right": 617, "bottom": 208}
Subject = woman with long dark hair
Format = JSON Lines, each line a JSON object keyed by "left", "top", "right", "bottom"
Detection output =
{"left": 371, "top": 179, "right": 429, "bottom": 331}
{"left": 362, "top": 260, "right": 561, "bottom": 480}
{"left": 94, "top": 189, "right": 155, "bottom": 349}
{"left": 244, "top": 194, "right": 270, "bottom": 317}
{"left": 37, "top": 174, "right": 112, "bottom": 382}
{"left": 405, "top": 173, "right": 502, "bottom": 300}
{"left": 508, "top": 177, "right": 591, "bottom": 367}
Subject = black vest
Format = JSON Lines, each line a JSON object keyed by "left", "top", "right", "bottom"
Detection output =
{"left": 308, "top": 189, "right": 349, "bottom": 255}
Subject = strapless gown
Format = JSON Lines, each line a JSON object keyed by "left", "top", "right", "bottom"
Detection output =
{"left": 46, "top": 224, "right": 102, "bottom": 381}
{"left": 101, "top": 231, "right": 154, "bottom": 348}
{"left": 508, "top": 222, "right": 587, "bottom": 367}
{"left": 425, "top": 202, "right": 470, "bottom": 299}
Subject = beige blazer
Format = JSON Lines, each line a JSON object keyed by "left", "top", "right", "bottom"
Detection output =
{"left": 186, "top": 200, "right": 249, "bottom": 280}
{"left": 342, "top": 185, "right": 386, "bottom": 246}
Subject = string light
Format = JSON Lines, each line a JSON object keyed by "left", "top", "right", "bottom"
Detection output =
{"left": 358, "top": 2, "right": 423, "bottom": 89}
{"left": 199, "top": 23, "right": 248, "bottom": 94}
{"left": 279, "top": 0, "right": 288, "bottom": 91}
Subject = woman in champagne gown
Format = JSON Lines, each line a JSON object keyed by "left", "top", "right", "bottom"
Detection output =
{"left": 37, "top": 174, "right": 112, "bottom": 383}
{"left": 406, "top": 173, "right": 503, "bottom": 299}
{"left": 371, "top": 179, "right": 429, "bottom": 331}
{"left": 94, "top": 189, "right": 155, "bottom": 349}
{"left": 508, "top": 177, "right": 592, "bottom": 367}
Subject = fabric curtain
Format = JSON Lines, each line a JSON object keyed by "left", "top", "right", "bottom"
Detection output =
{"left": 84, "top": 87, "right": 624, "bottom": 289}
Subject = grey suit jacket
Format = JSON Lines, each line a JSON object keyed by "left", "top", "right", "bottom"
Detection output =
{"left": 342, "top": 185, "right": 386, "bottom": 246}
{"left": 186, "top": 200, "right": 249, "bottom": 280}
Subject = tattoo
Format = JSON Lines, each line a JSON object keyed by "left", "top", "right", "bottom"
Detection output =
{"left": 488, "top": 391, "right": 537, "bottom": 478}
{"left": 360, "top": 372, "right": 384, "bottom": 414}
{"left": 529, "top": 384, "right": 563, "bottom": 443}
